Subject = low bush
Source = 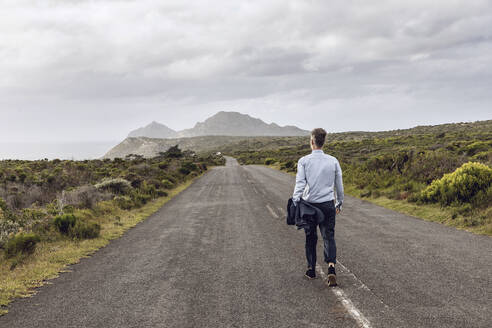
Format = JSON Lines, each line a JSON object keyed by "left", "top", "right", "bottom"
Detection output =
{"left": 420, "top": 162, "right": 492, "bottom": 206}
{"left": 179, "top": 167, "right": 190, "bottom": 175}
{"left": 4, "top": 232, "right": 40, "bottom": 258}
{"left": 163, "top": 145, "right": 183, "bottom": 158}
{"left": 284, "top": 160, "right": 295, "bottom": 169}
{"left": 114, "top": 196, "right": 134, "bottom": 210}
{"left": 69, "top": 220, "right": 100, "bottom": 239}
{"left": 463, "top": 141, "right": 492, "bottom": 156}
{"left": 53, "top": 214, "right": 77, "bottom": 234}
{"left": 279, "top": 160, "right": 296, "bottom": 172}
{"left": 95, "top": 178, "right": 131, "bottom": 195}
{"left": 130, "top": 191, "right": 152, "bottom": 207}
{"left": 161, "top": 179, "right": 174, "bottom": 189}
{"left": 62, "top": 185, "right": 111, "bottom": 209}
{"left": 0, "top": 219, "right": 20, "bottom": 248}
{"left": 472, "top": 151, "right": 492, "bottom": 162}
{"left": 157, "top": 161, "right": 169, "bottom": 169}
{"left": 264, "top": 158, "right": 276, "bottom": 165}
{"left": 179, "top": 161, "right": 199, "bottom": 175}
{"left": 0, "top": 197, "right": 8, "bottom": 211}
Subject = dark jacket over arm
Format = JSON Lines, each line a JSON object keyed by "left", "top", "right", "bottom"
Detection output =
{"left": 286, "top": 198, "right": 325, "bottom": 229}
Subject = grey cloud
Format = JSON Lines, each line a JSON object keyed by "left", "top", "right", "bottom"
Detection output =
{"left": 0, "top": 0, "right": 491, "bottom": 144}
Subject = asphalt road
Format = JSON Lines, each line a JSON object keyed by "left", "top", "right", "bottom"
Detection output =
{"left": 1, "top": 157, "right": 491, "bottom": 327}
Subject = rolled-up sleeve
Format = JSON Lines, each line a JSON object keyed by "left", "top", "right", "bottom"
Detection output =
{"left": 334, "top": 159, "right": 344, "bottom": 206}
{"left": 292, "top": 158, "right": 306, "bottom": 203}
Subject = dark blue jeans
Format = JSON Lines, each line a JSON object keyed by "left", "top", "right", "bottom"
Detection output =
{"left": 304, "top": 201, "right": 336, "bottom": 269}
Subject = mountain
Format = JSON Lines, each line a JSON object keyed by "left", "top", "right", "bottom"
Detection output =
{"left": 128, "top": 121, "right": 177, "bottom": 138}
{"left": 126, "top": 111, "right": 309, "bottom": 139}
{"left": 176, "top": 111, "right": 309, "bottom": 137}
{"left": 105, "top": 111, "right": 309, "bottom": 158}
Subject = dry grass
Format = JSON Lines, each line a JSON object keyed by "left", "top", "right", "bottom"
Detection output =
{"left": 344, "top": 185, "right": 491, "bottom": 236}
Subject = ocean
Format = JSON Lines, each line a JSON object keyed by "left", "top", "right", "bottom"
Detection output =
{"left": 0, "top": 141, "right": 120, "bottom": 160}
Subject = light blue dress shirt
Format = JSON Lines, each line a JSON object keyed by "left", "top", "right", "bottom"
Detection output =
{"left": 292, "top": 149, "right": 344, "bottom": 207}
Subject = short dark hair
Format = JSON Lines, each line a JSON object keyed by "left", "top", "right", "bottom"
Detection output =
{"left": 311, "top": 128, "right": 327, "bottom": 148}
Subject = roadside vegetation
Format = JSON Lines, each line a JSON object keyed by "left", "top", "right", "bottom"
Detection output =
{"left": 226, "top": 120, "right": 492, "bottom": 235}
{"left": 0, "top": 146, "right": 224, "bottom": 314}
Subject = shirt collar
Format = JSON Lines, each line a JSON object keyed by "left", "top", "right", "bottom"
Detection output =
{"left": 312, "top": 149, "right": 324, "bottom": 154}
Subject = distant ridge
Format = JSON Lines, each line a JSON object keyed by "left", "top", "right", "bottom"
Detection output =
{"left": 102, "top": 135, "right": 308, "bottom": 159}
{"left": 128, "top": 121, "right": 177, "bottom": 138}
{"left": 176, "top": 111, "right": 309, "bottom": 137}
{"left": 127, "top": 111, "right": 309, "bottom": 139}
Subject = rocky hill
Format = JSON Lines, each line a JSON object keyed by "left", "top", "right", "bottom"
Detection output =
{"left": 103, "top": 136, "right": 245, "bottom": 159}
{"left": 103, "top": 135, "right": 309, "bottom": 159}
{"left": 128, "top": 121, "right": 177, "bottom": 138}
{"left": 127, "top": 111, "right": 309, "bottom": 139}
{"left": 176, "top": 111, "right": 309, "bottom": 137}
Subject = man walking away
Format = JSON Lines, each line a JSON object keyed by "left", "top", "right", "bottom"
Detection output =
{"left": 292, "top": 128, "right": 344, "bottom": 286}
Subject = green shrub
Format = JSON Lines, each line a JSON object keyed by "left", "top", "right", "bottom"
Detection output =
{"left": 69, "top": 220, "right": 100, "bottom": 239}
{"left": 0, "top": 197, "right": 7, "bottom": 211}
{"left": 0, "top": 219, "right": 20, "bottom": 248}
{"left": 472, "top": 151, "right": 491, "bottom": 162}
{"left": 114, "top": 195, "right": 134, "bottom": 210}
{"left": 284, "top": 160, "right": 295, "bottom": 169}
{"left": 53, "top": 214, "right": 77, "bottom": 234}
{"left": 280, "top": 161, "right": 295, "bottom": 170}
{"left": 142, "top": 183, "right": 157, "bottom": 197}
{"left": 179, "top": 167, "right": 190, "bottom": 175}
{"left": 161, "top": 179, "right": 174, "bottom": 189}
{"left": 158, "top": 161, "right": 169, "bottom": 169}
{"left": 125, "top": 173, "right": 143, "bottom": 188}
{"left": 62, "top": 205, "right": 75, "bottom": 213}
{"left": 264, "top": 158, "right": 276, "bottom": 165}
{"left": 164, "top": 145, "right": 183, "bottom": 158}
{"left": 95, "top": 178, "right": 131, "bottom": 194}
{"left": 404, "top": 151, "right": 466, "bottom": 184}
{"left": 130, "top": 191, "right": 152, "bottom": 207}
{"left": 4, "top": 233, "right": 40, "bottom": 258}
{"left": 463, "top": 141, "right": 492, "bottom": 156}
{"left": 180, "top": 161, "right": 198, "bottom": 175}
{"left": 420, "top": 162, "right": 492, "bottom": 206}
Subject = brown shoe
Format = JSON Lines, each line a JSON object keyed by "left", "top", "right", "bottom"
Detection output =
{"left": 327, "top": 265, "right": 337, "bottom": 287}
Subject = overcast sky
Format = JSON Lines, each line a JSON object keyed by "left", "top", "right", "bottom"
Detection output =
{"left": 1, "top": 0, "right": 491, "bottom": 143}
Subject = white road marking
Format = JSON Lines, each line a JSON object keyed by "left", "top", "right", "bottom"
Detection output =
{"left": 337, "top": 262, "right": 371, "bottom": 292}
{"left": 316, "top": 264, "right": 372, "bottom": 328}
{"left": 337, "top": 262, "right": 389, "bottom": 308}
{"left": 266, "top": 204, "right": 279, "bottom": 218}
